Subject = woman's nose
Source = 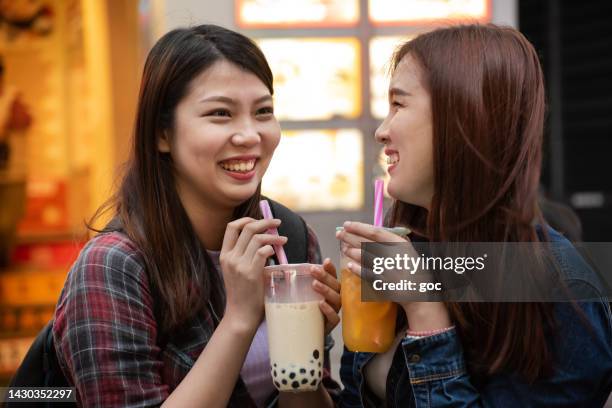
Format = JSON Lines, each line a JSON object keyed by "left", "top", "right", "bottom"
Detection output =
{"left": 231, "top": 124, "right": 261, "bottom": 147}
{"left": 375, "top": 121, "right": 390, "bottom": 144}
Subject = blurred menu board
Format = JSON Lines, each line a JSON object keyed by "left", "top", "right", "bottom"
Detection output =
{"left": 262, "top": 129, "right": 363, "bottom": 211}
{"left": 237, "top": 0, "right": 359, "bottom": 27}
{"left": 369, "top": 0, "right": 490, "bottom": 24}
{"left": 257, "top": 38, "right": 361, "bottom": 120}
{"left": 369, "top": 36, "right": 414, "bottom": 119}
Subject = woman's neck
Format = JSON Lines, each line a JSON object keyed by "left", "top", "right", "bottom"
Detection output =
{"left": 190, "top": 206, "right": 233, "bottom": 251}
{"left": 176, "top": 186, "right": 234, "bottom": 251}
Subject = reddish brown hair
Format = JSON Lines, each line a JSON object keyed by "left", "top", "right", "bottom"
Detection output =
{"left": 388, "top": 24, "right": 554, "bottom": 382}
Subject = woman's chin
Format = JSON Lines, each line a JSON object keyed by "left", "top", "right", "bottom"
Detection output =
{"left": 387, "top": 182, "right": 404, "bottom": 202}
{"left": 221, "top": 182, "right": 260, "bottom": 204}
{"left": 388, "top": 184, "right": 423, "bottom": 208}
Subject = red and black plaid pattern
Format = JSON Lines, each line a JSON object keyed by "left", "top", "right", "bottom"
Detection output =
{"left": 53, "top": 228, "right": 335, "bottom": 407}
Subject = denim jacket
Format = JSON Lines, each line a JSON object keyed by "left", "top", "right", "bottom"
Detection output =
{"left": 339, "top": 228, "right": 612, "bottom": 407}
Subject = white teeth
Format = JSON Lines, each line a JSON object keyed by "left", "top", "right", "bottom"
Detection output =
{"left": 386, "top": 154, "right": 399, "bottom": 165}
{"left": 220, "top": 159, "right": 256, "bottom": 172}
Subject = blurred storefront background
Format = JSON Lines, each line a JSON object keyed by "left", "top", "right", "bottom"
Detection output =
{"left": 0, "top": 0, "right": 610, "bottom": 388}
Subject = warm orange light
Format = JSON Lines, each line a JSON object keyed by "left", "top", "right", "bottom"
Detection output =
{"left": 237, "top": 0, "right": 360, "bottom": 28}
{"left": 262, "top": 129, "right": 364, "bottom": 211}
{"left": 369, "top": 0, "right": 491, "bottom": 25}
{"left": 257, "top": 37, "right": 362, "bottom": 121}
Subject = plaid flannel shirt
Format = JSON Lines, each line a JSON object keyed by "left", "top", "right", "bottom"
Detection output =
{"left": 53, "top": 228, "right": 339, "bottom": 407}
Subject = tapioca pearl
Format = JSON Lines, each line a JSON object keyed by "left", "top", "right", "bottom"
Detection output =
{"left": 282, "top": 379, "right": 287, "bottom": 385}
{"left": 318, "top": 362, "right": 322, "bottom": 367}
{"left": 310, "top": 359, "right": 314, "bottom": 364}
{"left": 299, "top": 368, "right": 306, "bottom": 374}
{"left": 318, "top": 370, "right": 322, "bottom": 378}
{"left": 291, "top": 381, "right": 300, "bottom": 389}
{"left": 273, "top": 363, "right": 277, "bottom": 367}
{"left": 274, "top": 381, "right": 280, "bottom": 388}
{"left": 310, "top": 369, "right": 315, "bottom": 376}
{"left": 313, "top": 349, "right": 320, "bottom": 359}
{"left": 289, "top": 372, "right": 296, "bottom": 379}
{"left": 301, "top": 378, "right": 308, "bottom": 385}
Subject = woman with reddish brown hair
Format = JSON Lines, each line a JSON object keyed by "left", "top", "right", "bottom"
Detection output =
{"left": 336, "top": 24, "right": 612, "bottom": 407}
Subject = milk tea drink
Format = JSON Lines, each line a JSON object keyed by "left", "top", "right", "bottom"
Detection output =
{"left": 265, "top": 301, "right": 324, "bottom": 391}
{"left": 264, "top": 264, "right": 325, "bottom": 392}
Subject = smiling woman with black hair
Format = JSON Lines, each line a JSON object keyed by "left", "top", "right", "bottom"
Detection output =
{"left": 52, "top": 25, "right": 340, "bottom": 408}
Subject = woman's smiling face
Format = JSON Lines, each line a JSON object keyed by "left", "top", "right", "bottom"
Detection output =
{"left": 159, "top": 59, "right": 281, "bottom": 210}
{"left": 375, "top": 53, "right": 434, "bottom": 209}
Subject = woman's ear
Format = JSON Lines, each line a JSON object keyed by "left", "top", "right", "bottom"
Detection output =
{"left": 158, "top": 130, "right": 171, "bottom": 153}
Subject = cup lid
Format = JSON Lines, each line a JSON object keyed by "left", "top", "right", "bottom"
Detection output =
{"left": 264, "top": 263, "right": 315, "bottom": 277}
{"left": 335, "top": 226, "right": 411, "bottom": 236}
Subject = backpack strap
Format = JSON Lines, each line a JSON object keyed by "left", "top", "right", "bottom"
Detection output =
{"left": 267, "top": 199, "right": 309, "bottom": 264}
{"left": 44, "top": 321, "right": 69, "bottom": 387}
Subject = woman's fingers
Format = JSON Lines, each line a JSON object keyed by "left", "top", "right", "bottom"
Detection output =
{"left": 221, "top": 217, "right": 256, "bottom": 253}
{"left": 319, "top": 300, "right": 340, "bottom": 335}
{"left": 346, "top": 262, "right": 362, "bottom": 278}
{"left": 253, "top": 244, "right": 276, "bottom": 269}
{"left": 312, "top": 277, "right": 341, "bottom": 313}
{"left": 244, "top": 233, "right": 288, "bottom": 265}
{"left": 336, "top": 228, "right": 371, "bottom": 248}
{"left": 344, "top": 247, "right": 387, "bottom": 274}
{"left": 345, "top": 261, "right": 362, "bottom": 278}
{"left": 311, "top": 261, "right": 341, "bottom": 312}
{"left": 342, "top": 247, "right": 361, "bottom": 264}
{"left": 342, "top": 221, "right": 408, "bottom": 243}
{"left": 311, "top": 261, "right": 339, "bottom": 290}
{"left": 322, "top": 258, "right": 337, "bottom": 278}
{"left": 233, "top": 218, "right": 282, "bottom": 255}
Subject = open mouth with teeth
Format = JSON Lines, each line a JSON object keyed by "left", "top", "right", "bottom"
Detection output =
{"left": 219, "top": 159, "right": 257, "bottom": 173}
{"left": 386, "top": 153, "right": 399, "bottom": 165}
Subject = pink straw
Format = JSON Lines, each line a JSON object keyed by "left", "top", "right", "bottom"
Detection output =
{"left": 374, "top": 179, "right": 384, "bottom": 227}
{"left": 259, "top": 200, "right": 289, "bottom": 265}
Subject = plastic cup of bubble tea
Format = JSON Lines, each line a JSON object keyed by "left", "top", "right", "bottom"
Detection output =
{"left": 338, "top": 226, "right": 410, "bottom": 353}
{"left": 264, "top": 263, "right": 325, "bottom": 392}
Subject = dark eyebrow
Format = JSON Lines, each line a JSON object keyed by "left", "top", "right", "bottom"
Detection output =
{"left": 199, "top": 95, "right": 273, "bottom": 104}
{"left": 389, "top": 87, "right": 411, "bottom": 97}
{"left": 254, "top": 95, "right": 273, "bottom": 104}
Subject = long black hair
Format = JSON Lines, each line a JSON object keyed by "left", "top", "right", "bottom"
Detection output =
{"left": 91, "top": 25, "right": 273, "bottom": 336}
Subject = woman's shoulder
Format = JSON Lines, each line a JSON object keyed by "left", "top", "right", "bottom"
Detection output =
{"left": 69, "top": 230, "right": 148, "bottom": 283}
{"left": 543, "top": 226, "right": 605, "bottom": 293}
{"left": 55, "top": 231, "right": 155, "bottom": 325}
{"left": 80, "top": 229, "right": 144, "bottom": 260}
{"left": 536, "top": 227, "right": 612, "bottom": 340}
